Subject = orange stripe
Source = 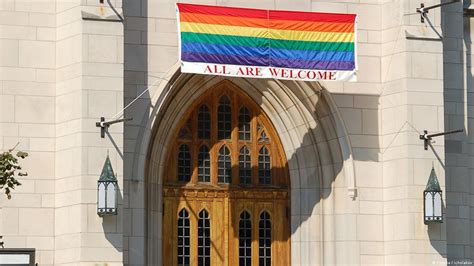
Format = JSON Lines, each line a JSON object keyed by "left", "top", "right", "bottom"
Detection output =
{"left": 179, "top": 12, "right": 354, "bottom": 33}
{"left": 180, "top": 12, "right": 268, "bottom": 28}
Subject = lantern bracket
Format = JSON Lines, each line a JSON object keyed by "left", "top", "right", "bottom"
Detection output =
{"left": 96, "top": 116, "right": 133, "bottom": 138}
{"left": 419, "top": 129, "right": 464, "bottom": 150}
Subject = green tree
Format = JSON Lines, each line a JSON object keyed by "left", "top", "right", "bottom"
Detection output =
{"left": 0, "top": 144, "right": 28, "bottom": 199}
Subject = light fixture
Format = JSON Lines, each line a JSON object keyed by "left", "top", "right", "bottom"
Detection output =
{"left": 97, "top": 155, "right": 118, "bottom": 216}
{"left": 424, "top": 167, "right": 442, "bottom": 224}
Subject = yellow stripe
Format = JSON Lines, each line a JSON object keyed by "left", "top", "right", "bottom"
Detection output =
{"left": 180, "top": 22, "right": 354, "bottom": 43}
{"left": 181, "top": 22, "right": 268, "bottom": 38}
{"left": 270, "top": 29, "right": 354, "bottom": 43}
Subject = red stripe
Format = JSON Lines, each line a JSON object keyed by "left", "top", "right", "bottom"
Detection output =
{"left": 180, "top": 12, "right": 268, "bottom": 28}
{"left": 177, "top": 3, "right": 356, "bottom": 23}
{"left": 177, "top": 3, "right": 268, "bottom": 19}
{"left": 179, "top": 12, "right": 355, "bottom": 33}
{"left": 270, "top": 10, "right": 356, "bottom": 23}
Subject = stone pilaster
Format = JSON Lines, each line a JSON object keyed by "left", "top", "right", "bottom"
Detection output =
{"left": 54, "top": 0, "right": 123, "bottom": 264}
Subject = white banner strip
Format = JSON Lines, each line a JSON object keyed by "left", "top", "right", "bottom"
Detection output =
{"left": 181, "top": 62, "right": 356, "bottom": 82}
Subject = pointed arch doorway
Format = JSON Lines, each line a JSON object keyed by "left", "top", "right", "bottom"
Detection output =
{"left": 162, "top": 81, "right": 290, "bottom": 266}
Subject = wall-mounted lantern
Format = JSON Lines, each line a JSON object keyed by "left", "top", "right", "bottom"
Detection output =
{"left": 424, "top": 167, "right": 443, "bottom": 224}
{"left": 97, "top": 155, "right": 118, "bottom": 216}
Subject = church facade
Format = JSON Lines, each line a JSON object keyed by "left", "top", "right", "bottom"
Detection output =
{"left": 0, "top": 0, "right": 473, "bottom": 265}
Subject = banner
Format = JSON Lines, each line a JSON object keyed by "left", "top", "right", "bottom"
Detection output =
{"left": 176, "top": 3, "right": 357, "bottom": 82}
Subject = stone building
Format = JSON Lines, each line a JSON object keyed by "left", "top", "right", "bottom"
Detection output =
{"left": 0, "top": 0, "right": 472, "bottom": 265}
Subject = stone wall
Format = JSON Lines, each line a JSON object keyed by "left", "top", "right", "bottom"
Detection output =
{"left": 0, "top": 0, "right": 124, "bottom": 265}
{"left": 0, "top": 0, "right": 56, "bottom": 265}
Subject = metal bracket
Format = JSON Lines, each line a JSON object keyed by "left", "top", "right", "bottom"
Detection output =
{"left": 417, "top": 3, "right": 426, "bottom": 23}
{"left": 419, "top": 129, "right": 464, "bottom": 150}
{"left": 96, "top": 116, "right": 132, "bottom": 138}
{"left": 417, "top": 1, "right": 460, "bottom": 23}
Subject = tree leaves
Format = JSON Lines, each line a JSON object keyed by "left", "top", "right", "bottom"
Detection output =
{"left": 0, "top": 148, "right": 28, "bottom": 199}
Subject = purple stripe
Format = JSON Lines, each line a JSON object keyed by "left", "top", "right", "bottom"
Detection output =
{"left": 270, "top": 57, "right": 355, "bottom": 70}
{"left": 181, "top": 52, "right": 268, "bottom": 67}
{"left": 182, "top": 52, "right": 355, "bottom": 71}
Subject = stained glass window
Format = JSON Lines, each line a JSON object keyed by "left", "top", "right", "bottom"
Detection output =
{"left": 218, "top": 95, "right": 232, "bottom": 139}
{"left": 198, "top": 105, "right": 211, "bottom": 139}
{"left": 259, "top": 211, "right": 271, "bottom": 266}
{"left": 178, "top": 144, "right": 191, "bottom": 182}
{"left": 198, "top": 210, "right": 211, "bottom": 266}
{"left": 218, "top": 145, "right": 231, "bottom": 183}
{"left": 258, "top": 147, "right": 271, "bottom": 185}
{"left": 239, "top": 146, "right": 251, "bottom": 184}
{"left": 178, "top": 209, "right": 190, "bottom": 265}
{"left": 239, "top": 211, "right": 252, "bottom": 266}
{"left": 198, "top": 145, "right": 211, "bottom": 182}
{"left": 239, "top": 107, "right": 251, "bottom": 140}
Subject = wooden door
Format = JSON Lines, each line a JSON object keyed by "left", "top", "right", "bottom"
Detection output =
{"left": 162, "top": 81, "right": 290, "bottom": 266}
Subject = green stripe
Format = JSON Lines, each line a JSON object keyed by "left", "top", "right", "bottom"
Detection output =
{"left": 181, "top": 32, "right": 268, "bottom": 48}
{"left": 180, "top": 32, "right": 354, "bottom": 52}
{"left": 273, "top": 38, "right": 354, "bottom": 52}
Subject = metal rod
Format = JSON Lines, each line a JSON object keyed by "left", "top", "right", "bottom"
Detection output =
{"left": 419, "top": 129, "right": 464, "bottom": 150}
{"left": 426, "top": 129, "right": 464, "bottom": 138}
{"left": 422, "top": 0, "right": 459, "bottom": 11}
{"left": 103, "top": 117, "right": 133, "bottom": 126}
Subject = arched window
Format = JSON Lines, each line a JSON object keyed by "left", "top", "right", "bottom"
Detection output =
{"left": 178, "top": 209, "right": 190, "bottom": 266}
{"left": 239, "top": 106, "right": 251, "bottom": 140}
{"left": 198, "top": 210, "right": 211, "bottom": 266}
{"left": 163, "top": 83, "right": 290, "bottom": 266}
{"left": 218, "top": 145, "right": 231, "bottom": 183}
{"left": 239, "top": 146, "right": 251, "bottom": 184}
{"left": 239, "top": 211, "right": 252, "bottom": 266}
{"left": 218, "top": 95, "right": 232, "bottom": 139}
{"left": 198, "top": 145, "right": 211, "bottom": 182}
{"left": 259, "top": 211, "right": 271, "bottom": 266}
{"left": 198, "top": 105, "right": 211, "bottom": 139}
{"left": 258, "top": 146, "right": 271, "bottom": 185}
{"left": 178, "top": 144, "right": 191, "bottom": 182}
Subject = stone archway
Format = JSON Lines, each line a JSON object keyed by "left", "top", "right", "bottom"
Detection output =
{"left": 131, "top": 64, "right": 359, "bottom": 265}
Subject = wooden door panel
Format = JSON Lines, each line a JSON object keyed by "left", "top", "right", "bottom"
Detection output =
{"left": 164, "top": 195, "right": 289, "bottom": 266}
{"left": 210, "top": 198, "right": 225, "bottom": 266}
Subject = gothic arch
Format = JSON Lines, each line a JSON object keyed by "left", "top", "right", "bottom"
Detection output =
{"left": 135, "top": 63, "right": 359, "bottom": 265}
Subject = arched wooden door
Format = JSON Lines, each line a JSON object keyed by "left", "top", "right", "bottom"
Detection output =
{"left": 162, "top": 81, "right": 290, "bottom": 266}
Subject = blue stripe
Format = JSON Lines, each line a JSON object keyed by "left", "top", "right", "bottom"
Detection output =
{"left": 182, "top": 41, "right": 354, "bottom": 63}
{"left": 271, "top": 48, "right": 354, "bottom": 62}
{"left": 182, "top": 52, "right": 269, "bottom": 66}
{"left": 181, "top": 41, "right": 268, "bottom": 59}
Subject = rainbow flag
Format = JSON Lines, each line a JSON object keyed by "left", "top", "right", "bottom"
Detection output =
{"left": 177, "top": 3, "right": 357, "bottom": 82}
